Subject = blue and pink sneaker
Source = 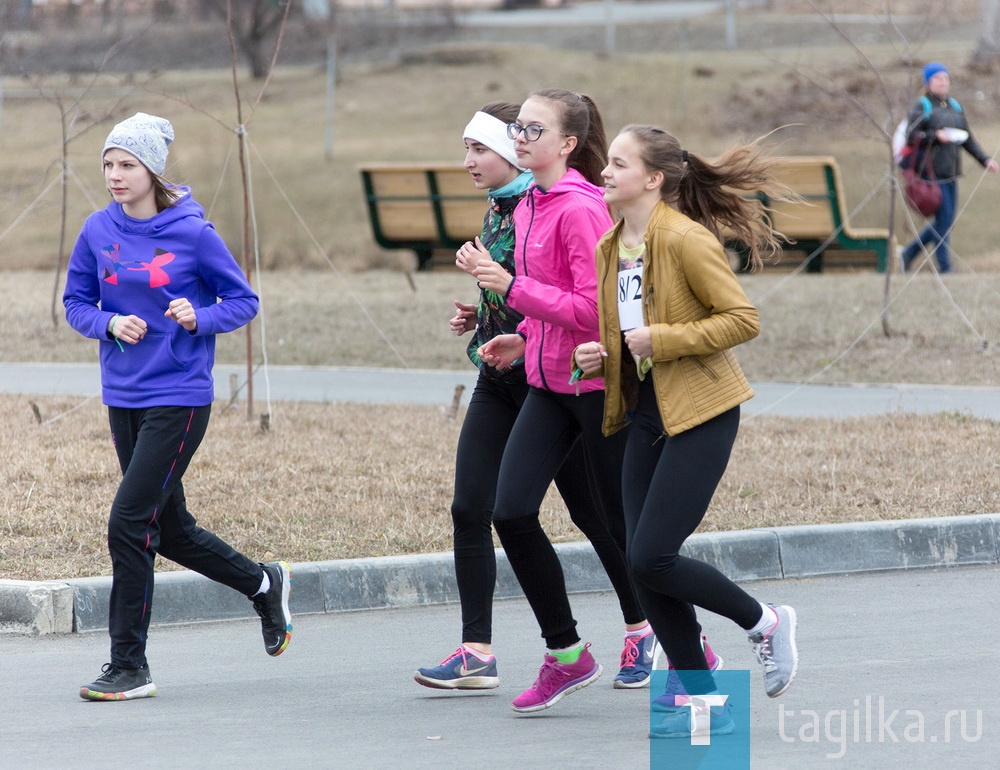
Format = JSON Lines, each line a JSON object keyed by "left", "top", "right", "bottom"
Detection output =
{"left": 414, "top": 647, "right": 499, "bottom": 690}
{"left": 650, "top": 700, "right": 736, "bottom": 739}
{"left": 511, "top": 643, "right": 602, "bottom": 713}
{"left": 651, "top": 636, "right": 724, "bottom": 712}
{"left": 613, "top": 630, "right": 658, "bottom": 689}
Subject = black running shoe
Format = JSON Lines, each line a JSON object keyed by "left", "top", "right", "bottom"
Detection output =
{"left": 80, "top": 663, "right": 156, "bottom": 701}
{"left": 252, "top": 561, "right": 292, "bottom": 656}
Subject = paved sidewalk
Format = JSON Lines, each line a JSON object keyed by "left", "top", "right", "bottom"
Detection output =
{"left": 4, "top": 362, "right": 1000, "bottom": 419}
{"left": 2, "top": 566, "right": 997, "bottom": 769}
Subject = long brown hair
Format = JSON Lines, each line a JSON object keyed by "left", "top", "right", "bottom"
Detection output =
{"left": 152, "top": 173, "right": 182, "bottom": 212}
{"left": 619, "top": 124, "right": 792, "bottom": 271}
{"left": 531, "top": 88, "right": 607, "bottom": 186}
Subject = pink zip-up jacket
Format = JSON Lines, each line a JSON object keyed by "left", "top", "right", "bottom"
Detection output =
{"left": 506, "top": 168, "right": 613, "bottom": 394}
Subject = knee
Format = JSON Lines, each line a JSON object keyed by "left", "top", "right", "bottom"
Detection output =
{"left": 628, "top": 540, "right": 678, "bottom": 589}
{"left": 107, "top": 511, "right": 154, "bottom": 554}
{"left": 492, "top": 513, "right": 541, "bottom": 541}
{"left": 450, "top": 496, "right": 489, "bottom": 531}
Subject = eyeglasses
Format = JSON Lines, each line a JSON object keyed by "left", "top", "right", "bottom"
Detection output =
{"left": 507, "top": 122, "right": 551, "bottom": 142}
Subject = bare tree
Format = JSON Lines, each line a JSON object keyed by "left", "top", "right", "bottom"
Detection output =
{"left": 971, "top": 0, "right": 1000, "bottom": 69}
{"left": 1, "top": 0, "right": 33, "bottom": 32}
{"left": 202, "top": 0, "right": 292, "bottom": 79}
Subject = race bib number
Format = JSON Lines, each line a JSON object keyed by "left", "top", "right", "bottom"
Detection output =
{"left": 617, "top": 266, "right": 643, "bottom": 331}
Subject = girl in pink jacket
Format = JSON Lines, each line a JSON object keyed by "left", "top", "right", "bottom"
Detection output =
{"left": 478, "top": 89, "right": 720, "bottom": 712}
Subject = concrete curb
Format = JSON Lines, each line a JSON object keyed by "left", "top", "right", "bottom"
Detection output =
{"left": 3, "top": 514, "right": 999, "bottom": 635}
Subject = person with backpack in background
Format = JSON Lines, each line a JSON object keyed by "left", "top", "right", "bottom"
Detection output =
{"left": 899, "top": 62, "right": 998, "bottom": 273}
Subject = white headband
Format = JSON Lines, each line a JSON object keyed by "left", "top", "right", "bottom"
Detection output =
{"left": 463, "top": 111, "right": 523, "bottom": 170}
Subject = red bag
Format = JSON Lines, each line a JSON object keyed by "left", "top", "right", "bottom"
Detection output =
{"left": 902, "top": 152, "right": 941, "bottom": 218}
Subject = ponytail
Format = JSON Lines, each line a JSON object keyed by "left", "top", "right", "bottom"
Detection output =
{"left": 532, "top": 88, "right": 607, "bottom": 186}
{"left": 620, "top": 125, "right": 794, "bottom": 271}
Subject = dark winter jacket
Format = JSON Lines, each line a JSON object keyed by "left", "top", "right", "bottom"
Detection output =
{"left": 466, "top": 177, "right": 530, "bottom": 382}
{"left": 905, "top": 93, "right": 992, "bottom": 182}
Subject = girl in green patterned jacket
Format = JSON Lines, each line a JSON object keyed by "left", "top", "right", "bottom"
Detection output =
{"left": 414, "top": 102, "right": 656, "bottom": 693}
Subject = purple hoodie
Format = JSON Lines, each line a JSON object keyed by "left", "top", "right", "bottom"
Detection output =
{"left": 507, "top": 168, "right": 613, "bottom": 394}
{"left": 63, "top": 188, "right": 258, "bottom": 408}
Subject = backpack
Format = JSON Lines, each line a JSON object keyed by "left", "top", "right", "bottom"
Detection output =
{"left": 893, "top": 96, "right": 962, "bottom": 168}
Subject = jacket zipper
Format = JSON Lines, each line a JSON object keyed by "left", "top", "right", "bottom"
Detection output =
{"left": 692, "top": 356, "right": 720, "bottom": 381}
{"left": 522, "top": 193, "right": 550, "bottom": 392}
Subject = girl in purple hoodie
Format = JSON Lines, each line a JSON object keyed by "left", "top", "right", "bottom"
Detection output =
{"left": 476, "top": 89, "right": 724, "bottom": 713}
{"left": 64, "top": 113, "right": 292, "bottom": 702}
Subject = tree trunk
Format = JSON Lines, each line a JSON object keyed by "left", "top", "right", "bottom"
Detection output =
{"left": 204, "top": 0, "right": 287, "bottom": 80}
{"left": 971, "top": 0, "right": 1000, "bottom": 68}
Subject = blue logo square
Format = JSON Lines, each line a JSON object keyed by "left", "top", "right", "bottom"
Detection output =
{"left": 649, "top": 669, "right": 751, "bottom": 769}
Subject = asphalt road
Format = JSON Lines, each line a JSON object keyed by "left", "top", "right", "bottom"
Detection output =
{"left": 2, "top": 565, "right": 997, "bottom": 769}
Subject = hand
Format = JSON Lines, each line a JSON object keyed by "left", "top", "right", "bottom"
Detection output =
{"left": 935, "top": 129, "right": 953, "bottom": 144}
{"left": 987, "top": 159, "right": 999, "bottom": 173}
{"left": 574, "top": 341, "right": 607, "bottom": 375}
{"left": 474, "top": 259, "right": 514, "bottom": 296}
{"left": 456, "top": 237, "right": 491, "bottom": 276}
{"left": 624, "top": 326, "right": 653, "bottom": 359}
{"left": 478, "top": 333, "right": 525, "bottom": 371}
{"left": 165, "top": 298, "right": 198, "bottom": 332}
{"left": 450, "top": 300, "right": 476, "bottom": 336}
{"left": 110, "top": 313, "right": 147, "bottom": 345}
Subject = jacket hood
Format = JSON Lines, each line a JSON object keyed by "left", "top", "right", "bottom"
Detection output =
{"left": 105, "top": 186, "right": 201, "bottom": 236}
{"left": 528, "top": 168, "right": 607, "bottom": 209}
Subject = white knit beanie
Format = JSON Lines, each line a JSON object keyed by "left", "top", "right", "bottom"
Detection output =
{"left": 102, "top": 112, "right": 174, "bottom": 176}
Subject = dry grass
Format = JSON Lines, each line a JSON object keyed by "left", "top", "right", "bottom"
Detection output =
{"left": 6, "top": 269, "right": 1000, "bottom": 385}
{"left": 4, "top": 265, "right": 1000, "bottom": 582}
{"left": 3, "top": 11, "right": 1000, "bottom": 581}
{"left": 3, "top": 395, "right": 999, "bottom": 582}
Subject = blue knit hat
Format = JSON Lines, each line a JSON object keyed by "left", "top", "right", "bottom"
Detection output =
{"left": 923, "top": 62, "right": 949, "bottom": 85}
{"left": 102, "top": 112, "right": 174, "bottom": 177}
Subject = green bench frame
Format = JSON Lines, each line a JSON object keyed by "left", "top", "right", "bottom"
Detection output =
{"left": 359, "top": 163, "right": 486, "bottom": 270}
{"left": 727, "top": 155, "right": 889, "bottom": 273}
{"left": 361, "top": 156, "right": 890, "bottom": 273}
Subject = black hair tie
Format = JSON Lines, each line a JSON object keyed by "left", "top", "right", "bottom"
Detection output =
{"left": 681, "top": 149, "right": 689, "bottom": 163}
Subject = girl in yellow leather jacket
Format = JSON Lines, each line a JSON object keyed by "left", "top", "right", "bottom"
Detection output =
{"left": 575, "top": 125, "right": 799, "bottom": 738}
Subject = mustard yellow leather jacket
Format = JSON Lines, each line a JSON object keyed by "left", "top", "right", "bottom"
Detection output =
{"left": 593, "top": 202, "right": 759, "bottom": 437}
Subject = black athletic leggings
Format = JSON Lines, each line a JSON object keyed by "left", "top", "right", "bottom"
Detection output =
{"left": 492, "top": 386, "right": 633, "bottom": 650}
{"left": 452, "top": 374, "right": 643, "bottom": 644}
{"left": 107, "top": 405, "right": 263, "bottom": 669}
{"left": 623, "top": 378, "right": 764, "bottom": 694}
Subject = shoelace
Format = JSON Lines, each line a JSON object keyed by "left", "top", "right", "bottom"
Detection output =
{"left": 440, "top": 648, "right": 467, "bottom": 667}
{"left": 753, "top": 635, "right": 776, "bottom": 672}
{"left": 97, "top": 663, "right": 121, "bottom": 682}
{"left": 531, "top": 657, "right": 567, "bottom": 696}
{"left": 661, "top": 669, "right": 684, "bottom": 698}
{"left": 619, "top": 636, "right": 640, "bottom": 668}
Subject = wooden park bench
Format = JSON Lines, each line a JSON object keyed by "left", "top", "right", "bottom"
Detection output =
{"left": 360, "top": 155, "right": 890, "bottom": 272}
{"left": 358, "top": 163, "right": 486, "bottom": 270}
{"left": 727, "top": 155, "right": 890, "bottom": 273}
